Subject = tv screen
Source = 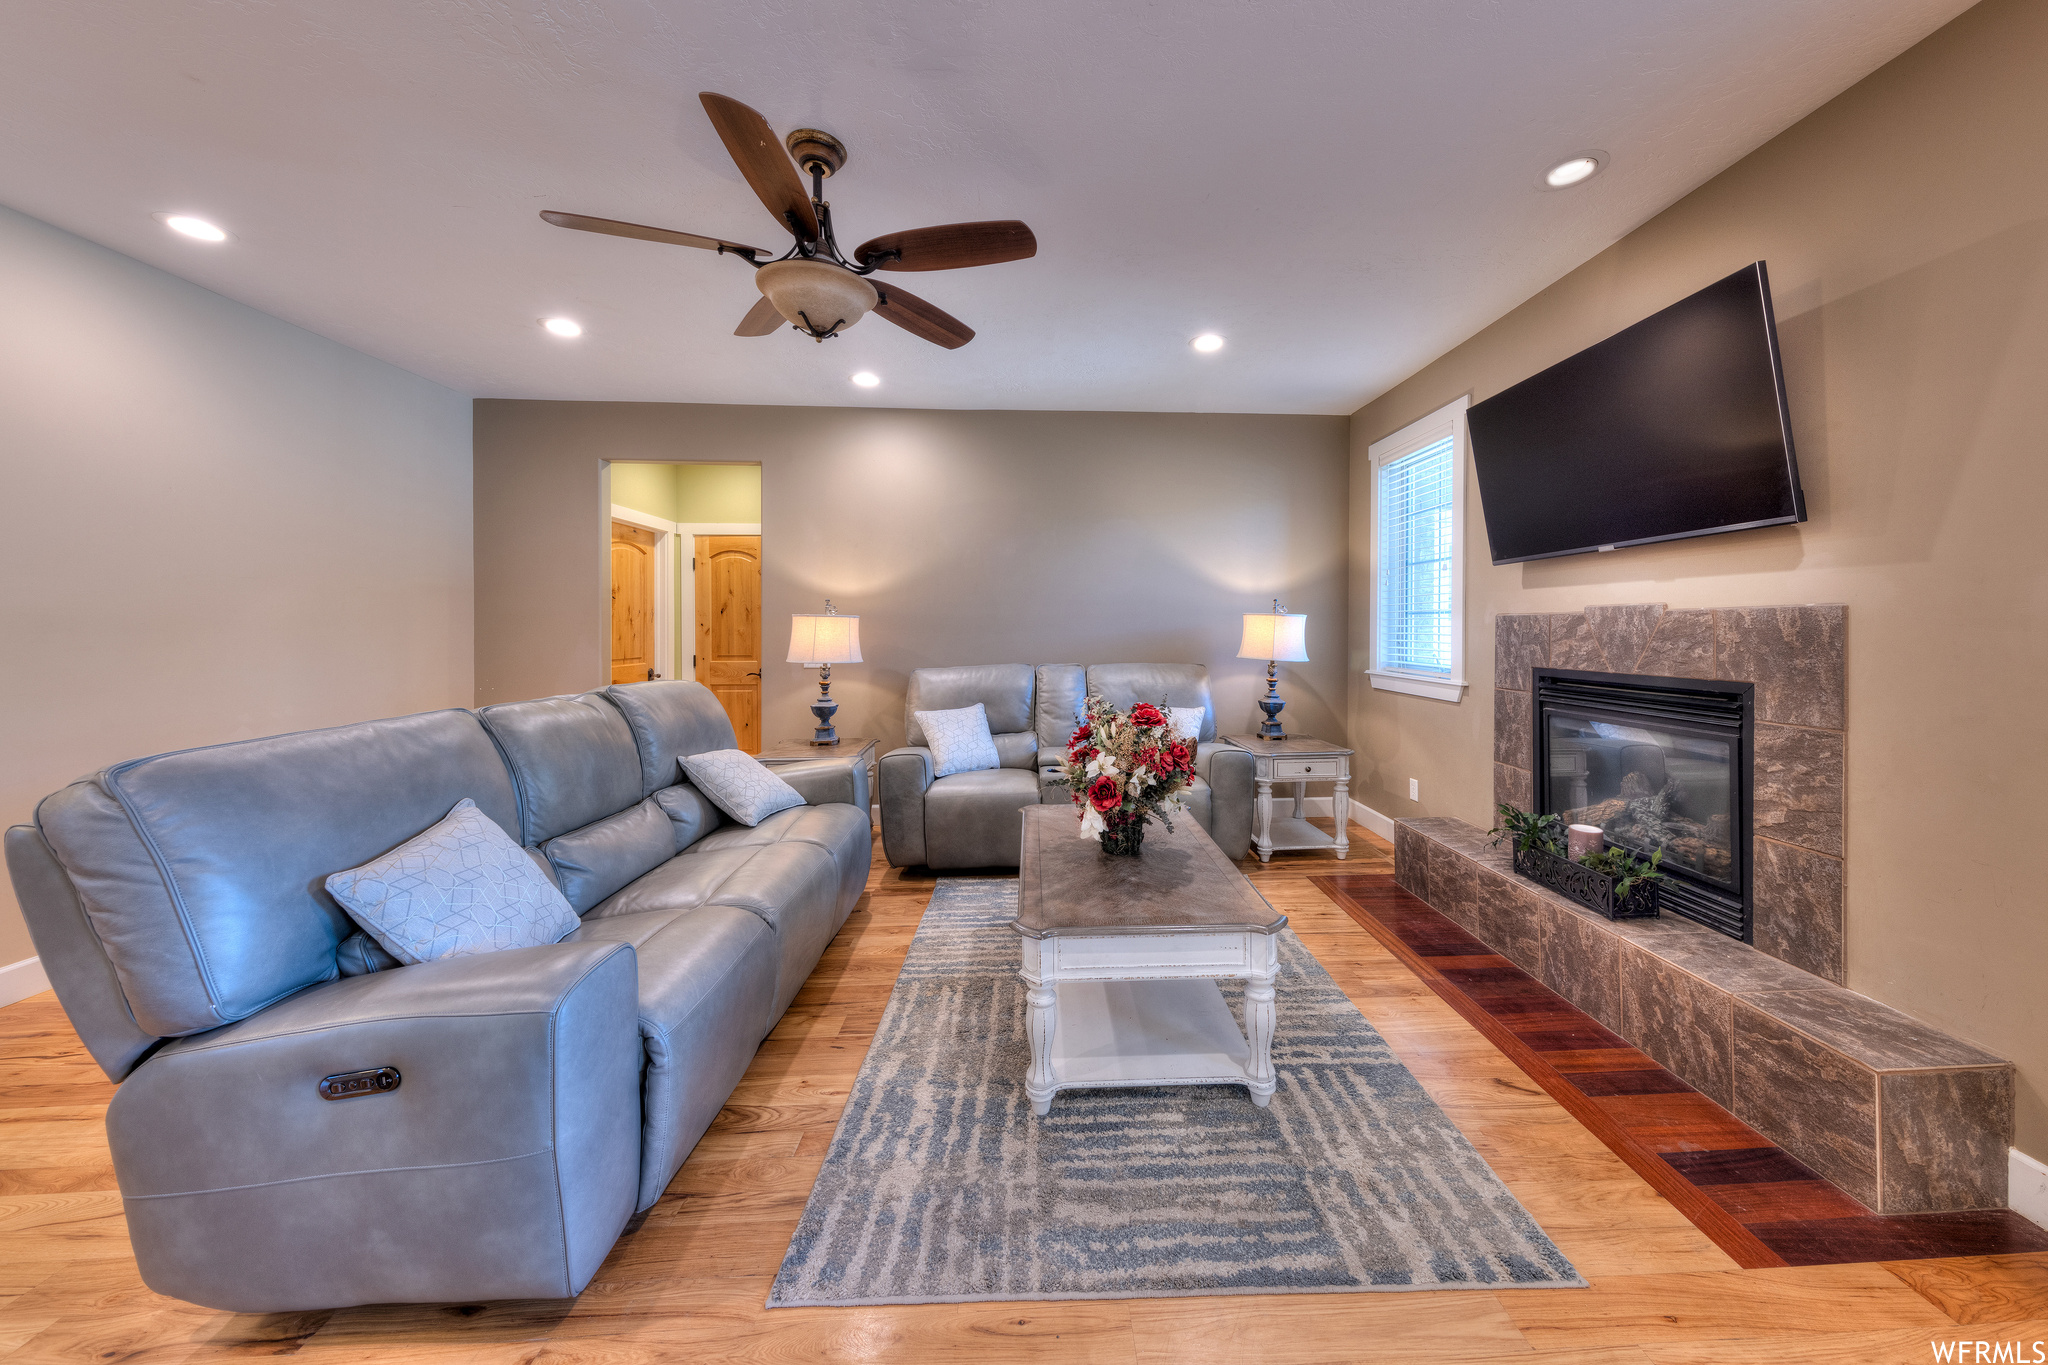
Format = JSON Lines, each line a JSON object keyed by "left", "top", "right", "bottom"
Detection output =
{"left": 1466, "top": 262, "right": 1805, "bottom": 565}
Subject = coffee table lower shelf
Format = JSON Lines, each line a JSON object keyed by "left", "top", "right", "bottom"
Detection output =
{"left": 1031, "top": 978, "right": 1266, "bottom": 1114}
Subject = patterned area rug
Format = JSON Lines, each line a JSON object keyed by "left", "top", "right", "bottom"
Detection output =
{"left": 767, "top": 879, "right": 1581, "bottom": 1306}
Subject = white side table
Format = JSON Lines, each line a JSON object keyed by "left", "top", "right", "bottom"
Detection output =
{"left": 1221, "top": 734, "right": 1354, "bottom": 863}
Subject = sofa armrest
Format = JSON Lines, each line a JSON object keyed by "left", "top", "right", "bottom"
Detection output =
{"left": 878, "top": 747, "right": 935, "bottom": 867}
{"left": 1196, "top": 742, "right": 1256, "bottom": 861}
{"left": 106, "top": 941, "right": 642, "bottom": 1312}
{"left": 776, "top": 755, "right": 870, "bottom": 813}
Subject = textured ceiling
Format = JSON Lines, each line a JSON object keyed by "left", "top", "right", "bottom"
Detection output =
{"left": 0, "top": 0, "right": 1975, "bottom": 413}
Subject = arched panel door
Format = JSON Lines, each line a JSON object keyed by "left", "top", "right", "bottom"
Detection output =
{"left": 695, "top": 534, "right": 761, "bottom": 752}
{"left": 610, "top": 521, "right": 660, "bottom": 685}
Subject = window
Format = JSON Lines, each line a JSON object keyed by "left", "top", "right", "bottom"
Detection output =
{"left": 1369, "top": 396, "right": 1468, "bottom": 702}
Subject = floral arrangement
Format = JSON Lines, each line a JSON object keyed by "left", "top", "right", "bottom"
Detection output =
{"left": 1047, "top": 696, "right": 1198, "bottom": 855}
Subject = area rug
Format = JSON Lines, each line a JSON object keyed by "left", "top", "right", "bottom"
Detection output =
{"left": 767, "top": 879, "right": 1582, "bottom": 1306}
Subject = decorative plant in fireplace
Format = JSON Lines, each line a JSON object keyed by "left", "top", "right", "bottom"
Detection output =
{"left": 1492, "top": 803, "right": 1664, "bottom": 921}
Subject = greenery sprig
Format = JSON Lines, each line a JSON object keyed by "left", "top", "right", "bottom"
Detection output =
{"left": 1488, "top": 803, "right": 1566, "bottom": 857}
{"left": 1576, "top": 845, "right": 1665, "bottom": 902}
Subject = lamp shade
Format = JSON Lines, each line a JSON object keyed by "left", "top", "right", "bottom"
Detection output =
{"left": 787, "top": 611, "right": 863, "bottom": 664}
{"left": 1237, "top": 611, "right": 1308, "bottom": 663}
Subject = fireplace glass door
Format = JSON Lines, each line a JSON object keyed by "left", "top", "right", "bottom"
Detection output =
{"left": 1544, "top": 711, "right": 1738, "bottom": 894}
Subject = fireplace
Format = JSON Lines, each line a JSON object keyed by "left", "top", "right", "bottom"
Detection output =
{"left": 1532, "top": 668, "right": 1754, "bottom": 941}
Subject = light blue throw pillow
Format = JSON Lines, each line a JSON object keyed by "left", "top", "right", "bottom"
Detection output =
{"left": 682, "top": 749, "right": 807, "bottom": 827}
{"left": 916, "top": 702, "right": 1001, "bottom": 777}
{"left": 325, "top": 798, "right": 579, "bottom": 965}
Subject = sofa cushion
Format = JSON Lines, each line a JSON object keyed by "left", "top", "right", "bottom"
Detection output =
{"left": 904, "top": 665, "right": 1035, "bottom": 744}
{"left": 916, "top": 702, "right": 1001, "bottom": 777}
{"left": 653, "top": 783, "right": 724, "bottom": 852}
{"left": 571, "top": 906, "right": 778, "bottom": 1210}
{"left": 584, "top": 845, "right": 761, "bottom": 920}
{"left": 1034, "top": 665, "right": 1087, "bottom": 753}
{"left": 543, "top": 797, "right": 677, "bottom": 914}
{"left": 704, "top": 840, "right": 849, "bottom": 1017}
{"left": 479, "top": 693, "right": 644, "bottom": 845}
{"left": 683, "top": 750, "right": 806, "bottom": 827}
{"left": 605, "top": 681, "right": 739, "bottom": 797}
{"left": 326, "top": 800, "right": 579, "bottom": 965}
{"left": 1086, "top": 664, "right": 1216, "bottom": 742}
{"left": 923, "top": 768, "right": 1041, "bottom": 869}
{"left": 34, "top": 708, "right": 519, "bottom": 1038}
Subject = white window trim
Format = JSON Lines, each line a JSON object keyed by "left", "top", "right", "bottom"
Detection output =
{"left": 1367, "top": 395, "right": 1470, "bottom": 703}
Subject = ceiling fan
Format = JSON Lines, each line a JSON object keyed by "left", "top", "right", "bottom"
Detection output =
{"left": 541, "top": 92, "right": 1037, "bottom": 349}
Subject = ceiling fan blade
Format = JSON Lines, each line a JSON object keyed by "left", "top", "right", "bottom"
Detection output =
{"left": 855, "top": 220, "right": 1036, "bottom": 272}
{"left": 872, "top": 282, "right": 974, "bottom": 348}
{"left": 699, "top": 92, "right": 819, "bottom": 243}
{"left": 734, "top": 295, "right": 785, "bottom": 337}
{"left": 540, "top": 210, "right": 765, "bottom": 259}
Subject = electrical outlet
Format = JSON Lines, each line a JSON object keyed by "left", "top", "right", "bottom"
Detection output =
{"left": 1409, "top": 778, "right": 1420, "bottom": 801}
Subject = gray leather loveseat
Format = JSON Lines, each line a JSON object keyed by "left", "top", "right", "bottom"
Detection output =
{"left": 3, "top": 681, "right": 870, "bottom": 1312}
{"left": 879, "top": 663, "right": 1254, "bottom": 868}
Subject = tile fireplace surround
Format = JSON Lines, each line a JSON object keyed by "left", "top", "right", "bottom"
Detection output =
{"left": 1395, "top": 603, "right": 2014, "bottom": 1215}
{"left": 1494, "top": 602, "right": 1845, "bottom": 979}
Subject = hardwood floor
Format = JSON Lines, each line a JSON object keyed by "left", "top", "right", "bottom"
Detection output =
{"left": 1, "top": 820, "right": 2045, "bottom": 1362}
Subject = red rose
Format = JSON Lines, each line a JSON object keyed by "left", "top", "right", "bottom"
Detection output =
{"left": 1168, "top": 741, "right": 1194, "bottom": 772}
{"left": 1087, "top": 774, "right": 1122, "bottom": 813}
{"left": 1129, "top": 703, "right": 1167, "bottom": 729}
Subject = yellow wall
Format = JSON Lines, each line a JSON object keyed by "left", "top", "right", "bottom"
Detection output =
{"left": 608, "top": 461, "right": 677, "bottom": 521}
{"left": 676, "top": 463, "right": 761, "bottom": 523}
{"left": 1348, "top": 0, "right": 2048, "bottom": 1151}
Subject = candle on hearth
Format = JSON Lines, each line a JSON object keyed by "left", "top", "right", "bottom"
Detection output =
{"left": 1568, "top": 824, "right": 1604, "bottom": 861}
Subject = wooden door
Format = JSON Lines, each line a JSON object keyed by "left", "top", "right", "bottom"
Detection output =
{"left": 695, "top": 534, "right": 761, "bottom": 752}
{"left": 610, "top": 521, "right": 661, "bottom": 685}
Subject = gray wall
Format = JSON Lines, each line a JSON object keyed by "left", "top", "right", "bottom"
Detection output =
{"left": 0, "top": 203, "right": 474, "bottom": 968}
{"left": 1347, "top": 0, "right": 2048, "bottom": 1152}
{"left": 475, "top": 402, "right": 1349, "bottom": 756}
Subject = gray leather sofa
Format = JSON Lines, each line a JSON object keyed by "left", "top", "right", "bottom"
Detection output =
{"left": 879, "top": 663, "right": 1254, "bottom": 868}
{"left": 2, "top": 681, "right": 870, "bottom": 1312}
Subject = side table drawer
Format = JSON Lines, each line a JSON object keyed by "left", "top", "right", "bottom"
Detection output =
{"left": 1271, "top": 757, "right": 1341, "bottom": 780}
{"left": 1052, "top": 933, "right": 1249, "bottom": 977}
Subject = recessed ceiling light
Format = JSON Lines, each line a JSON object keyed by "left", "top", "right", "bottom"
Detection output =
{"left": 1192, "top": 333, "right": 1224, "bottom": 353}
{"left": 850, "top": 371, "right": 880, "bottom": 388}
{"left": 159, "top": 214, "right": 227, "bottom": 242}
{"left": 542, "top": 317, "right": 583, "bottom": 338}
{"left": 1542, "top": 154, "right": 1606, "bottom": 189}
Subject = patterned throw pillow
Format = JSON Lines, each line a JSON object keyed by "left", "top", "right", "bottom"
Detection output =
{"left": 325, "top": 799, "right": 579, "bottom": 966}
{"left": 1167, "top": 706, "right": 1205, "bottom": 742}
{"left": 682, "top": 749, "right": 808, "bottom": 826}
{"left": 915, "top": 702, "right": 1002, "bottom": 777}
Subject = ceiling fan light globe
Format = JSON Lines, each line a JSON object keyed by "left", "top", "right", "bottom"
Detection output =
{"left": 755, "top": 258, "right": 878, "bottom": 337}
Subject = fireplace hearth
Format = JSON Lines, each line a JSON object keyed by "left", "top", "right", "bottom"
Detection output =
{"left": 1534, "top": 668, "right": 1754, "bottom": 941}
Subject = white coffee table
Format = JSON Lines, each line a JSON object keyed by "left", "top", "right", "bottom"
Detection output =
{"left": 1012, "top": 806, "right": 1286, "bottom": 1115}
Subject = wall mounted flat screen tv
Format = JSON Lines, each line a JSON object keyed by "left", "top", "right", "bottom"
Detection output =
{"left": 1467, "top": 262, "right": 1805, "bottom": 564}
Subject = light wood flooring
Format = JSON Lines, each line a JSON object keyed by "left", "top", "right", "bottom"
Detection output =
{"left": 3, "top": 821, "right": 2045, "bottom": 1363}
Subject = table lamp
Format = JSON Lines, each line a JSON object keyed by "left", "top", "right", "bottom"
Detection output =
{"left": 787, "top": 601, "right": 862, "bottom": 745}
{"left": 1237, "top": 600, "right": 1308, "bottom": 740}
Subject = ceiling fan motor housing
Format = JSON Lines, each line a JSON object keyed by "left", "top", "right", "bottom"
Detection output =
{"left": 784, "top": 128, "right": 847, "bottom": 177}
{"left": 755, "top": 257, "right": 878, "bottom": 337}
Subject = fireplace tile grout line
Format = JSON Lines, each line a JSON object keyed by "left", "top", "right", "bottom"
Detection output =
{"left": 1311, "top": 872, "right": 2048, "bottom": 1270}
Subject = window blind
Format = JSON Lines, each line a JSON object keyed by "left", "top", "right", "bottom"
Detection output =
{"left": 1376, "top": 436, "right": 1456, "bottom": 675}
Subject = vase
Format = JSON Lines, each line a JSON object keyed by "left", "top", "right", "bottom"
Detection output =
{"left": 1099, "top": 814, "right": 1146, "bottom": 856}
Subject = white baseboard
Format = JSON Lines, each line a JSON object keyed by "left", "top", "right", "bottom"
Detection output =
{"left": 0, "top": 956, "right": 50, "bottom": 1008}
{"left": 2011, "top": 1148, "right": 2048, "bottom": 1230}
{"left": 1288, "top": 797, "right": 1396, "bottom": 841}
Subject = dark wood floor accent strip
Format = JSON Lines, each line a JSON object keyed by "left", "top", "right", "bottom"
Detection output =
{"left": 1315, "top": 873, "right": 2048, "bottom": 1270}
{"left": 1311, "top": 873, "right": 1787, "bottom": 1270}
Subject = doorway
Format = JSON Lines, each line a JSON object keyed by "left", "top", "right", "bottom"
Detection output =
{"left": 606, "top": 461, "right": 763, "bottom": 750}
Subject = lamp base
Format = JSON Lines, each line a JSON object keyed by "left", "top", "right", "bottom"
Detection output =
{"left": 810, "top": 674, "right": 839, "bottom": 746}
{"left": 1257, "top": 663, "right": 1287, "bottom": 740}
